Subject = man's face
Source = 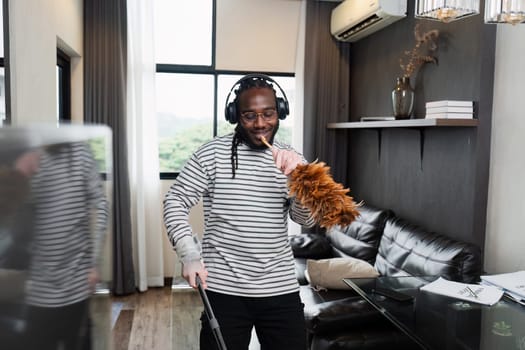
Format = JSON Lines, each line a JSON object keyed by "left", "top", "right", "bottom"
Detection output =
{"left": 237, "top": 87, "right": 279, "bottom": 148}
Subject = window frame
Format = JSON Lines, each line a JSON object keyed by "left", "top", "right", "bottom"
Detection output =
{"left": 157, "top": 68, "right": 294, "bottom": 180}
{"left": 1, "top": 0, "right": 10, "bottom": 125}
{"left": 57, "top": 47, "right": 71, "bottom": 122}
{"left": 156, "top": 0, "right": 294, "bottom": 179}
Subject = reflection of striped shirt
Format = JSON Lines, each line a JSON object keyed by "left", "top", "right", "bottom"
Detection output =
{"left": 164, "top": 133, "right": 314, "bottom": 297}
{"left": 26, "top": 142, "right": 108, "bottom": 307}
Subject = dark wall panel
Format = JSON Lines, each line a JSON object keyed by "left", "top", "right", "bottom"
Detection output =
{"left": 344, "top": 0, "right": 496, "bottom": 248}
{"left": 349, "top": 3, "right": 485, "bottom": 119}
{"left": 349, "top": 128, "right": 477, "bottom": 243}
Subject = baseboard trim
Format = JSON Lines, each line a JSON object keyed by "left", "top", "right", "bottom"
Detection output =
{"left": 147, "top": 276, "right": 164, "bottom": 287}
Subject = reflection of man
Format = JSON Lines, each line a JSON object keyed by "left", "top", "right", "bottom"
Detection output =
{"left": 16, "top": 142, "right": 108, "bottom": 350}
{"left": 0, "top": 164, "right": 33, "bottom": 349}
{"left": 0, "top": 165, "right": 31, "bottom": 275}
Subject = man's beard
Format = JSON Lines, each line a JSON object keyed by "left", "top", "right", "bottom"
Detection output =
{"left": 234, "top": 122, "right": 279, "bottom": 150}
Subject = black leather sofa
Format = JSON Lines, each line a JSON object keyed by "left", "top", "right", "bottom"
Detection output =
{"left": 290, "top": 204, "right": 483, "bottom": 350}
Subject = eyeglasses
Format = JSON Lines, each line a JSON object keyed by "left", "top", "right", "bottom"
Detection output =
{"left": 240, "top": 108, "right": 277, "bottom": 122}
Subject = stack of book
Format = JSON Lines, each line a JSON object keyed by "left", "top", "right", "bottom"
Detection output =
{"left": 425, "top": 100, "right": 474, "bottom": 119}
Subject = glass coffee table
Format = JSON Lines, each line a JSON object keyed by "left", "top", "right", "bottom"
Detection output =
{"left": 343, "top": 276, "right": 525, "bottom": 350}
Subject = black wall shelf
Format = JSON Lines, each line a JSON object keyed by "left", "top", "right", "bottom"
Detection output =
{"left": 327, "top": 118, "right": 478, "bottom": 170}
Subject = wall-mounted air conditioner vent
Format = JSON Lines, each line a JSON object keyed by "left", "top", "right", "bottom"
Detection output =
{"left": 331, "top": 0, "right": 407, "bottom": 43}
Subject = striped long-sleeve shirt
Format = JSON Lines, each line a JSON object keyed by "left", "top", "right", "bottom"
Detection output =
{"left": 164, "top": 134, "right": 315, "bottom": 297}
{"left": 25, "top": 142, "right": 108, "bottom": 307}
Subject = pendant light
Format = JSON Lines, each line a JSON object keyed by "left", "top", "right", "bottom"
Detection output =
{"left": 485, "top": 0, "right": 525, "bottom": 24}
{"left": 415, "top": 0, "right": 481, "bottom": 22}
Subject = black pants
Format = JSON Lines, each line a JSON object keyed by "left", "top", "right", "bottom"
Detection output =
{"left": 200, "top": 291, "right": 307, "bottom": 350}
{"left": 22, "top": 300, "right": 91, "bottom": 350}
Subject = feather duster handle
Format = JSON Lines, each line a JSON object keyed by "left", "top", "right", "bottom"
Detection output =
{"left": 260, "top": 137, "right": 360, "bottom": 229}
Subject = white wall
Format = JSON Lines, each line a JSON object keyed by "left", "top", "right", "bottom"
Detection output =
{"left": 9, "top": 0, "right": 83, "bottom": 124}
{"left": 215, "top": 0, "right": 302, "bottom": 72}
{"left": 484, "top": 24, "right": 525, "bottom": 274}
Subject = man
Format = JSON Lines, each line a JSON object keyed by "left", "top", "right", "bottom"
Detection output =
{"left": 164, "top": 74, "right": 315, "bottom": 349}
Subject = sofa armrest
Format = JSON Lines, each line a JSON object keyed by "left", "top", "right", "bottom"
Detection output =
{"left": 289, "top": 233, "right": 333, "bottom": 259}
{"left": 304, "top": 296, "right": 385, "bottom": 335}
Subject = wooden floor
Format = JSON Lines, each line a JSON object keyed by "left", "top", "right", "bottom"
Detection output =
{"left": 111, "top": 286, "right": 202, "bottom": 350}
{"left": 107, "top": 283, "right": 261, "bottom": 350}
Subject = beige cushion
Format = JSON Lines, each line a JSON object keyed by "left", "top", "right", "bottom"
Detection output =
{"left": 305, "top": 257, "right": 379, "bottom": 290}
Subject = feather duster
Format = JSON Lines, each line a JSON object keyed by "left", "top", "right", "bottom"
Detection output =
{"left": 289, "top": 161, "right": 360, "bottom": 229}
{"left": 261, "top": 137, "right": 360, "bottom": 229}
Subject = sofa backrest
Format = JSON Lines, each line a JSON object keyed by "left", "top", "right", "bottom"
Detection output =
{"left": 374, "top": 216, "right": 482, "bottom": 283}
{"left": 326, "top": 204, "right": 394, "bottom": 265}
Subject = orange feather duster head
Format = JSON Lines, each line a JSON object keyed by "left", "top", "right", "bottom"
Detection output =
{"left": 259, "top": 136, "right": 360, "bottom": 229}
{"left": 289, "top": 161, "right": 361, "bottom": 229}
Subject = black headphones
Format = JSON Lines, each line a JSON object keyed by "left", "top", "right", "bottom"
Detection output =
{"left": 224, "top": 73, "right": 289, "bottom": 124}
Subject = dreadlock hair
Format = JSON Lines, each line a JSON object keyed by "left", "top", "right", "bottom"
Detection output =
{"left": 230, "top": 77, "right": 277, "bottom": 179}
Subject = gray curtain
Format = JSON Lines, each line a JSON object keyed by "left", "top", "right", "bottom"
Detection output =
{"left": 303, "top": 0, "right": 351, "bottom": 185}
{"left": 84, "top": 0, "right": 135, "bottom": 295}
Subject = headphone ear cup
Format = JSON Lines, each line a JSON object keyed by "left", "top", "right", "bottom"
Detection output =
{"left": 225, "top": 102, "right": 238, "bottom": 124}
{"left": 276, "top": 97, "right": 289, "bottom": 120}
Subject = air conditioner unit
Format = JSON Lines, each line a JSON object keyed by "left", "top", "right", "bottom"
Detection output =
{"left": 330, "top": 0, "right": 407, "bottom": 43}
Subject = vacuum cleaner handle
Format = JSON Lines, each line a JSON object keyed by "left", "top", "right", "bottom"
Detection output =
{"left": 196, "top": 275, "right": 228, "bottom": 350}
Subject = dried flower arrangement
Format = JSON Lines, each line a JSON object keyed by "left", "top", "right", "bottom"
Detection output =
{"left": 399, "top": 23, "right": 440, "bottom": 78}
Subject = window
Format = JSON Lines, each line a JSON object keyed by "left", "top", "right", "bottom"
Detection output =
{"left": 157, "top": 73, "right": 215, "bottom": 172}
{"left": 56, "top": 48, "right": 71, "bottom": 122}
{"left": 154, "top": 0, "right": 296, "bottom": 177}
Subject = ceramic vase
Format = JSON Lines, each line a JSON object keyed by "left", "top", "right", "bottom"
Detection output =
{"left": 392, "top": 76, "right": 414, "bottom": 119}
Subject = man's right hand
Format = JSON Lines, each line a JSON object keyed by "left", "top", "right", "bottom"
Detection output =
{"left": 182, "top": 259, "right": 208, "bottom": 289}
{"left": 271, "top": 147, "right": 304, "bottom": 176}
